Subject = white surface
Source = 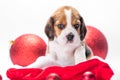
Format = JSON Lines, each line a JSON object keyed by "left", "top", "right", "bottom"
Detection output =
{"left": 0, "top": 0, "right": 120, "bottom": 79}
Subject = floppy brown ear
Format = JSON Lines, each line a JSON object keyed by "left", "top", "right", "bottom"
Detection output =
{"left": 45, "top": 17, "right": 55, "bottom": 41}
{"left": 79, "top": 17, "right": 87, "bottom": 41}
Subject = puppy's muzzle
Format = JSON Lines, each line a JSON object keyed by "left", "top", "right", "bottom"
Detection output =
{"left": 66, "top": 32, "right": 74, "bottom": 41}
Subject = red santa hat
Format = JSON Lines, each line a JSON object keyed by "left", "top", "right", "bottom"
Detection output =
{"left": 7, "top": 57, "right": 114, "bottom": 80}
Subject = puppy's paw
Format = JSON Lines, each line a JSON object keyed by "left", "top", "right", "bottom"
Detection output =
{"left": 74, "top": 45, "right": 86, "bottom": 64}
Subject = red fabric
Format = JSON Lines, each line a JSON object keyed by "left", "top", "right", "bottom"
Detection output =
{"left": 7, "top": 59, "right": 114, "bottom": 80}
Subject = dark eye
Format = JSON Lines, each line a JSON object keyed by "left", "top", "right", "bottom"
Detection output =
{"left": 57, "top": 24, "right": 64, "bottom": 29}
{"left": 74, "top": 24, "right": 80, "bottom": 29}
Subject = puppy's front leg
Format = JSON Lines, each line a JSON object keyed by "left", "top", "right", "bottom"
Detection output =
{"left": 27, "top": 56, "right": 60, "bottom": 69}
{"left": 12, "top": 55, "right": 59, "bottom": 69}
{"left": 74, "top": 45, "right": 86, "bottom": 64}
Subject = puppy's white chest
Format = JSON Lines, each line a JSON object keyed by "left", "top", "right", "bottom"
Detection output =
{"left": 56, "top": 48, "right": 75, "bottom": 66}
{"left": 48, "top": 41, "right": 75, "bottom": 66}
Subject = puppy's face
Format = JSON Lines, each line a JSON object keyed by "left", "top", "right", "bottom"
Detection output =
{"left": 45, "top": 6, "right": 86, "bottom": 46}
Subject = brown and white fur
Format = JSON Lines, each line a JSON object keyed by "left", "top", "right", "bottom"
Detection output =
{"left": 44, "top": 6, "right": 93, "bottom": 66}
{"left": 14, "top": 6, "right": 93, "bottom": 69}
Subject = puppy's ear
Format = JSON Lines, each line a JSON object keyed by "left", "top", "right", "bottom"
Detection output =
{"left": 79, "top": 17, "right": 87, "bottom": 41}
{"left": 45, "top": 17, "right": 55, "bottom": 41}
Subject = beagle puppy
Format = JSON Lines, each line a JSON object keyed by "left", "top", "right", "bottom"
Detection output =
{"left": 44, "top": 6, "right": 93, "bottom": 66}
{"left": 15, "top": 6, "right": 93, "bottom": 69}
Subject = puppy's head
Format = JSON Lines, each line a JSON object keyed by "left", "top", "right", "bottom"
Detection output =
{"left": 45, "top": 6, "right": 86, "bottom": 46}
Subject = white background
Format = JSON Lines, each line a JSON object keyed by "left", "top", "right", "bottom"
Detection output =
{"left": 0, "top": 0, "right": 120, "bottom": 79}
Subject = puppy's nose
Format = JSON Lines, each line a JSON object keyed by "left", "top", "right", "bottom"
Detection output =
{"left": 66, "top": 32, "right": 74, "bottom": 41}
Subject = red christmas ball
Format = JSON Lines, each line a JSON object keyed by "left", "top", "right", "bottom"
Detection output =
{"left": 0, "top": 74, "right": 2, "bottom": 80}
{"left": 82, "top": 71, "right": 95, "bottom": 80}
{"left": 10, "top": 34, "right": 47, "bottom": 66}
{"left": 85, "top": 26, "right": 108, "bottom": 59}
{"left": 46, "top": 73, "right": 61, "bottom": 80}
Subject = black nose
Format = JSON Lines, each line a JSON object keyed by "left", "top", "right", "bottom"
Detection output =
{"left": 66, "top": 33, "right": 74, "bottom": 41}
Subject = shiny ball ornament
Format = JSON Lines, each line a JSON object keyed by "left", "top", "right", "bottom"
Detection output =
{"left": 85, "top": 26, "right": 108, "bottom": 59}
{"left": 10, "top": 34, "right": 47, "bottom": 66}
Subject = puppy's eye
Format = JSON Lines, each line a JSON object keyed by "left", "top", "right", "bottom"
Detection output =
{"left": 74, "top": 24, "right": 80, "bottom": 29}
{"left": 57, "top": 24, "right": 64, "bottom": 29}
